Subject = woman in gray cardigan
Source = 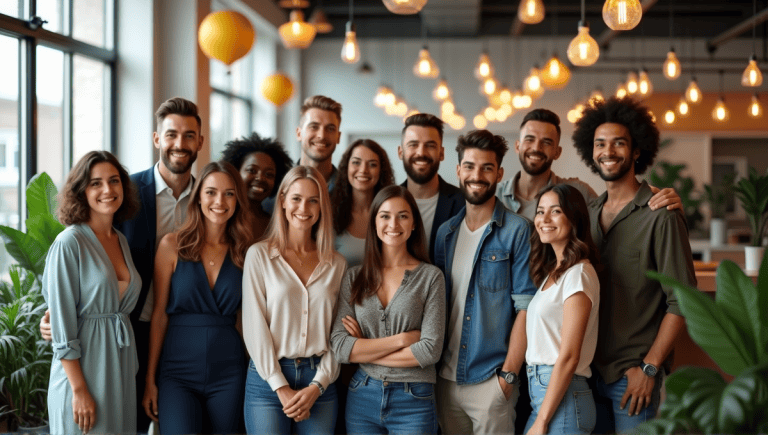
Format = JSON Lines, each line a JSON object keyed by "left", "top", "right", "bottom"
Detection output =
{"left": 330, "top": 185, "right": 446, "bottom": 435}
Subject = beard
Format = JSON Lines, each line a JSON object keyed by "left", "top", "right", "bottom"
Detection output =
{"left": 460, "top": 179, "right": 497, "bottom": 205}
{"left": 519, "top": 151, "right": 553, "bottom": 176}
{"left": 403, "top": 155, "right": 440, "bottom": 185}
{"left": 161, "top": 148, "right": 197, "bottom": 175}
{"left": 596, "top": 157, "right": 634, "bottom": 181}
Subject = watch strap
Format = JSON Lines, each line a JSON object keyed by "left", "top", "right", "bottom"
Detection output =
{"left": 310, "top": 380, "right": 325, "bottom": 395}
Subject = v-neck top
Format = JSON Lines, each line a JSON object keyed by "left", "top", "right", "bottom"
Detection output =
{"left": 330, "top": 262, "right": 446, "bottom": 383}
{"left": 166, "top": 255, "right": 242, "bottom": 319}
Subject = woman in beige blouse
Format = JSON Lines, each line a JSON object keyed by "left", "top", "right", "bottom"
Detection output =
{"left": 241, "top": 166, "right": 347, "bottom": 435}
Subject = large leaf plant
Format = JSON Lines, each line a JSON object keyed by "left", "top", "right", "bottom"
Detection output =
{"left": 637, "top": 254, "right": 768, "bottom": 434}
{"left": 732, "top": 168, "right": 768, "bottom": 247}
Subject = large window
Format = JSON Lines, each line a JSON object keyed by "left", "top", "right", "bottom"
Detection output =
{"left": 0, "top": 0, "right": 115, "bottom": 272}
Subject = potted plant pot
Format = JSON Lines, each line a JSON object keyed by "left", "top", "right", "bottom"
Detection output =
{"left": 733, "top": 168, "right": 768, "bottom": 271}
{"left": 745, "top": 245, "right": 765, "bottom": 271}
{"left": 710, "top": 218, "right": 727, "bottom": 246}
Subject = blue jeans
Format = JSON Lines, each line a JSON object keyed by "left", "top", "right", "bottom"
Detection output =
{"left": 243, "top": 357, "right": 338, "bottom": 435}
{"left": 346, "top": 369, "right": 438, "bottom": 435}
{"left": 592, "top": 370, "right": 662, "bottom": 434}
{"left": 524, "top": 365, "right": 596, "bottom": 435}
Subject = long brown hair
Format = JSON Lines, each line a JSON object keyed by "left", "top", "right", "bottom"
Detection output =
{"left": 176, "top": 161, "right": 254, "bottom": 268}
{"left": 350, "top": 186, "right": 429, "bottom": 305}
{"left": 529, "top": 184, "right": 599, "bottom": 286}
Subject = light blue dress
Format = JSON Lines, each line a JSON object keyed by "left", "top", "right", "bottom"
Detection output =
{"left": 42, "top": 224, "right": 141, "bottom": 434}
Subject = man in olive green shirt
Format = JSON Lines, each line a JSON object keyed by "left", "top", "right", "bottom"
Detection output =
{"left": 572, "top": 97, "right": 696, "bottom": 434}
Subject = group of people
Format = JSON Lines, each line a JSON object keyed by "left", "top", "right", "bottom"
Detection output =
{"left": 39, "top": 93, "right": 696, "bottom": 435}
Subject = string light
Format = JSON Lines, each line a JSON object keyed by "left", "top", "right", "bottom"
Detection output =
{"left": 474, "top": 52, "right": 495, "bottom": 80}
{"left": 474, "top": 113, "right": 488, "bottom": 129}
{"left": 742, "top": 55, "right": 763, "bottom": 87}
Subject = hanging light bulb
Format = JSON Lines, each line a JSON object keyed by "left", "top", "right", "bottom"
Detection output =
{"left": 567, "top": 103, "right": 585, "bottom": 123}
{"left": 279, "top": 10, "right": 317, "bottom": 49}
{"left": 441, "top": 100, "right": 455, "bottom": 117}
{"left": 602, "top": 0, "right": 642, "bottom": 31}
{"left": 474, "top": 52, "right": 495, "bottom": 80}
{"left": 685, "top": 78, "right": 702, "bottom": 104}
{"left": 663, "top": 49, "right": 681, "bottom": 80}
{"left": 499, "top": 87, "right": 513, "bottom": 104}
{"left": 540, "top": 54, "right": 571, "bottom": 90}
{"left": 449, "top": 113, "right": 466, "bottom": 130}
{"left": 484, "top": 106, "right": 498, "bottom": 122}
{"left": 309, "top": 7, "right": 333, "bottom": 33}
{"left": 626, "top": 71, "right": 639, "bottom": 95}
{"left": 615, "top": 83, "right": 627, "bottom": 98}
{"left": 341, "top": 22, "right": 360, "bottom": 63}
{"left": 742, "top": 54, "right": 763, "bottom": 87}
{"left": 517, "top": 0, "right": 545, "bottom": 24}
{"left": 432, "top": 78, "right": 451, "bottom": 102}
{"left": 488, "top": 91, "right": 504, "bottom": 108}
{"left": 392, "top": 97, "right": 408, "bottom": 117}
{"left": 382, "top": 0, "right": 428, "bottom": 15}
{"left": 474, "top": 113, "right": 488, "bottom": 129}
{"left": 676, "top": 97, "right": 690, "bottom": 117}
{"left": 413, "top": 46, "right": 440, "bottom": 79}
{"left": 567, "top": 22, "right": 600, "bottom": 67}
{"left": 711, "top": 97, "right": 729, "bottom": 122}
{"left": 279, "top": 0, "right": 310, "bottom": 8}
{"left": 480, "top": 77, "right": 499, "bottom": 96}
{"left": 638, "top": 69, "right": 653, "bottom": 97}
{"left": 374, "top": 85, "right": 390, "bottom": 107}
{"left": 589, "top": 88, "right": 604, "bottom": 104}
{"left": 748, "top": 94, "right": 763, "bottom": 118}
{"left": 523, "top": 66, "right": 543, "bottom": 97}
{"left": 664, "top": 109, "right": 675, "bottom": 125}
{"left": 498, "top": 103, "right": 514, "bottom": 118}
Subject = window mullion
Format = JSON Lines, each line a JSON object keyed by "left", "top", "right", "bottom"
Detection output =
{"left": 63, "top": 51, "right": 73, "bottom": 171}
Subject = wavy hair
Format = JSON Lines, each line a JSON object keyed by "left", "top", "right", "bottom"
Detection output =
{"left": 57, "top": 151, "right": 139, "bottom": 225}
{"left": 330, "top": 139, "right": 395, "bottom": 235}
{"left": 176, "top": 161, "right": 254, "bottom": 268}
{"left": 350, "top": 185, "right": 430, "bottom": 305}
{"left": 529, "top": 184, "right": 600, "bottom": 286}
{"left": 263, "top": 166, "right": 335, "bottom": 264}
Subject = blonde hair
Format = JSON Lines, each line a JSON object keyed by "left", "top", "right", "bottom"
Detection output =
{"left": 263, "top": 166, "right": 335, "bottom": 263}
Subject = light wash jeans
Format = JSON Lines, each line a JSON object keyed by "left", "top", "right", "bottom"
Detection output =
{"left": 524, "top": 365, "right": 596, "bottom": 435}
{"left": 592, "top": 370, "right": 662, "bottom": 434}
{"left": 345, "top": 368, "right": 438, "bottom": 435}
{"left": 243, "top": 357, "right": 338, "bottom": 435}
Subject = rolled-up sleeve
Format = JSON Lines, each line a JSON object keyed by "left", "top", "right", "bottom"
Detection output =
{"left": 510, "top": 221, "right": 536, "bottom": 312}
{"left": 330, "top": 269, "right": 358, "bottom": 365}
{"left": 42, "top": 231, "right": 82, "bottom": 360}
{"left": 409, "top": 270, "right": 446, "bottom": 367}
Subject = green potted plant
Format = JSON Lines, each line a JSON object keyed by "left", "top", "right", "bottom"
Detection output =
{"left": 702, "top": 172, "right": 734, "bottom": 246}
{"left": 648, "top": 160, "right": 703, "bottom": 235}
{"left": 0, "top": 173, "right": 63, "bottom": 431}
{"left": 637, "top": 254, "right": 768, "bottom": 434}
{"left": 733, "top": 168, "right": 768, "bottom": 271}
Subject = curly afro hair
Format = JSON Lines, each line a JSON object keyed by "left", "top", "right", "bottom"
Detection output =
{"left": 571, "top": 97, "right": 660, "bottom": 176}
{"left": 220, "top": 132, "right": 293, "bottom": 198}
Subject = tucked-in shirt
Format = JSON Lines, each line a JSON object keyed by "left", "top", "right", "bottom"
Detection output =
{"left": 330, "top": 263, "right": 446, "bottom": 383}
{"left": 590, "top": 181, "right": 696, "bottom": 384}
{"left": 242, "top": 241, "right": 347, "bottom": 390}
{"left": 496, "top": 171, "right": 598, "bottom": 221}
{"left": 138, "top": 163, "right": 193, "bottom": 321}
{"left": 415, "top": 193, "right": 439, "bottom": 249}
{"left": 526, "top": 262, "right": 600, "bottom": 378}
{"left": 335, "top": 231, "right": 366, "bottom": 268}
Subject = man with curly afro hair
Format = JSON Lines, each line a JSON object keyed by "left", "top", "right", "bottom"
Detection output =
{"left": 572, "top": 97, "right": 696, "bottom": 434}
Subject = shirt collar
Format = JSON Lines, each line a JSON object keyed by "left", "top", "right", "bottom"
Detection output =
{"left": 153, "top": 162, "right": 194, "bottom": 198}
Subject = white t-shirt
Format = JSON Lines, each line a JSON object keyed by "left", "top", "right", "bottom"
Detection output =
{"left": 334, "top": 230, "right": 366, "bottom": 268}
{"left": 439, "top": 218, "right": 489, "bottom": 381}
{"left": 525, "top": 262, "right": 600, "bottom": 378}
{"left": 415, "top": 193, "right": 439, "bottom": 249}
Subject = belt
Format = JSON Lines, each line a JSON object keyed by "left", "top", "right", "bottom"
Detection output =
{"left": 81, "top": 312, "right": 131, "bottom": 348}
{"left": 168, "top": 313, "right": 236, "bottom": 327}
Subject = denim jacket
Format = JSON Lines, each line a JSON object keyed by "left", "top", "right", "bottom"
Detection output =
{"left": 434, "top": 199, "right": 536, "bottom": 385}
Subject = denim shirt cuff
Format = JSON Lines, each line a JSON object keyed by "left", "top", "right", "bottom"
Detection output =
{"left": 511, "top": 293, "right": 533, "bottom": 312}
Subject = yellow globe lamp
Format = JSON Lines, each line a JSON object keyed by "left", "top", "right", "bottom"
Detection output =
{"left": 382, "top": 0, "right": 428, "bottom": 15}
{"left": 260, "top": 72, "right": 294, "bottom": 107}
{"left": 567, "top": 22, "right": 600, "bottom": 67}
{"left": 198, "top": 10, "right": 256, "bottom": 66}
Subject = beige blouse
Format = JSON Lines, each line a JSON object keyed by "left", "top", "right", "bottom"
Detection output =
{"left": 242, "top": 241, "right": 347, "bottom": 391}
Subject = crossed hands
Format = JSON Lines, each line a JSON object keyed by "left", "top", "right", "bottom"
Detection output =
{"left": 276, "top": 383, "right": 322, "bottom": 423}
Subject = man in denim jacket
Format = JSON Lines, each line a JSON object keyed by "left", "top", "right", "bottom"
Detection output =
{"left": 434, "top": 130, "right": 537, "bottom": 434}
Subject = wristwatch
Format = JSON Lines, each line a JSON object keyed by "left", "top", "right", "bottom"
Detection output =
{"left": 309, "top": 380, "right": 325, "bottom": 395}
{"left": 641, "top": 361, "right": 658, "bottom": 377}
{"left": 497, "top": 369, "right": 518, "bottom": 385}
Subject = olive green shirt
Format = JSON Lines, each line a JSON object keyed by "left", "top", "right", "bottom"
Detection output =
{"left": 589, "top": 181, "right": 696, "bottom": 384}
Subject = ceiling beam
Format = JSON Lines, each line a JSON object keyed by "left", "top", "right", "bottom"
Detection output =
{"left": 596, "top": 0, "right": 660, "bottom": 49}
{"left": 706, "top": 7, "right": 768, "bottom": 53}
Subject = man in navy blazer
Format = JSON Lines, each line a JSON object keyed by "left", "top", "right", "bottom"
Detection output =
{"left": 398, "top": 113, "right": 464, "bottom": 262}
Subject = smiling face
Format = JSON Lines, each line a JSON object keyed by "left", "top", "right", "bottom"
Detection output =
{"left": 240, "top": 152, "right": 277, "bottom": 203}
{"left": 457, "top": 148, "right": 503, "bottom": 206}
{"left": 398, "top": 125, "right": 444, "bottom": 185}
{"left": 375, "top": 196, "right": 415, "bottom": 249}
{"left": 199, "top": 171, "right": 237, "bottom": 225}
{"left": 153, "top": 114, "right": 204, "bottom": 175}
{"left": 347, "top": 145, "right": 381, "bottom": 194}
{"left": 282, "top": 178, "right": 321, "bottom": 232}
{"left": 296, "top": 108, "right": 341, "bottom": 164}
{"left": 516, "top": 120, "right": 561, "bottom": 176}
{"left": 593, "top": 122, "right": 639, "bottom": 182}
{"left": 86, "top": 162, "right": 124, "bottom": 219}
{"left": 534, "top": 190, "right": 572, "bottom": 253}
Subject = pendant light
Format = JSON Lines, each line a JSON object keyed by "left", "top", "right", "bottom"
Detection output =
{"left": 567, "top": 0, "right": 599, "bottom": 67}
{"left": 341, "top": 0, "right": 360, "bottom": 63}
{"left": 480, "top": 77, "right": 499, "bottom": 96}
{"left": 449, "top": 113, "right": 466, "bottom": 131}
{"left": 663, "top": 109, "right": 675, "bottom": 125}
{"left": 382, "top": 0, "right": 428, "bottom": 15}
{"left": 662, "top": 2, "right": 680, "bottom": 80}
{"left": 523, "top": 66, "right": 544, "bottom": 98}
{"left": 499, "top": 87, "right": 513, "bottom": 104}
{"left": 567, "top": 103, "right": 585, "bottom": 123}
{"left": 748, "top": 94, "right": 763, "bottom": 118}
{"left": 473, "top": 113, "right": 488, "bottom": 129}
{"left": 441, "top": 100, "right": 455, "bottom": 117}
{"left": 432, "top": 78, "right": 451, "bottom": 102}
{"left": 638, "top": 69, "right": 653, "bottom": 97}
{"left": 615, "top": 82, "right": 627, "bottom": 98}
{"left": 279, "top": 10, "right": 317, "bottom": 49}
{"left": 685, "top": 77, "right": 702, "bottom": 104}
{"left": 309, "top": 0, "right": 333, "bottom": 34}
{"left": 474, "top": 52, "right": 495, "bottom": 80}
{"left": 742, "top": 0, "right": 763, "bottom": 87}
{"left": 278, "top": 0, "right": 310, "bottom": 8}
{"left": 413, "top": 46, "right": 439, "bottom": 78}
{"left": 540, "top": 54, "right": 571, "bottom": 89}
{"left": 589, "top": 88, "right": 604, "bottom": 104}
{"left": 517, "top": 0, "right": 545, "bottom": 24}
{"left": 676, "top": 97, "right": 689, "bottom": 117}
{"left": 625, "top": 71, "right": 639, "bottom": 95}
{"left": 711, "top": 70, "right": 729, "bottom": 122}
{"left": 602, "top": 0, "right": 642, "bottom": 31}
{"left": 484, "top": 106, "right": 498, "bottom": 122}
{"left": 374, "top": 85, "right": 394, "bottom": 107}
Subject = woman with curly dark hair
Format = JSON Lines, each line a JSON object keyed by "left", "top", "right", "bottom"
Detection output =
{"left": 221, "top": 132, "right": 293, "bottom": 240}
{"left": 524, "top": 184, "right": 600, "bottom": 435}
{"left": 143, "top": 161, "right": 254, "bottom": 434}
{"left": 43, "top": 151, "right": 141, "bottom": 434}
{"left": 330, "top": 139, "right": 395, "bottom": 267}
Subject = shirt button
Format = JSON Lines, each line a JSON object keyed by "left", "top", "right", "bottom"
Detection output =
{"left": 470, "top": 294, "right": 474, "bottom": 298}
{"left": 383, "top": 381, "right": 389, "bottom": 386}
{"left": 462, "top": 345, "right": 467, "bottom": 349}
{"left": 491, "top": 255, "right": 496, "bottom": 260}
{"left": 301, "top": 333, "right": 306, "bottom": 337}
{"left": 466, "top": 316, "right": 470, "bottom": 320}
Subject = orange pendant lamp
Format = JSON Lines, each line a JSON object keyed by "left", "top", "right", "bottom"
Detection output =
{"left": 198, "top": 10, "right": 256, "bottom": 66}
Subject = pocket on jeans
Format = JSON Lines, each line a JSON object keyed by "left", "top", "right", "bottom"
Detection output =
{"left": 348, "top": 377, "right": 363, "bottom": 392}
{"left": 573, "top": 389, "right": 596, "bottom": 433}
{"left": 406, "top": 383, "right": 435, "bottom": 400}
{"left": 535, "top": 372, "right": 551, "bottom": 388}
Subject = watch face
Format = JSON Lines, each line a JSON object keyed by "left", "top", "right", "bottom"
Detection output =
{"left": 643, "top": 364, "right": 658, "bottom": 377}
{"left": 504, "top": 373, "right": 516, "bottom": 384}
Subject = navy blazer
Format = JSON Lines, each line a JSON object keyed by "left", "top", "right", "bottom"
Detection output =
{"left": 401, "top": 175, "right": 465, "bottom": 263}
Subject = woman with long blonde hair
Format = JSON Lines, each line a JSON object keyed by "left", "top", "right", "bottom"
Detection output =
{"left": 242, "top": 166, "right": 346, "bottom": 435}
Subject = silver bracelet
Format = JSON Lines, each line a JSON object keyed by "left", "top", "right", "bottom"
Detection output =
{"left": 309, "top": 380, "right": 325, "bottom": 395}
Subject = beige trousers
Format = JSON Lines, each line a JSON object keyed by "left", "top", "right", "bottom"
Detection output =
{"left": 436, "top": 375, "right": 519, "bottom": 435}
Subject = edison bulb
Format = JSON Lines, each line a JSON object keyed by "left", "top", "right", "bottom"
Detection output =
{"left": 567, "top": 23, "right": 600, "bottom": 67}
{"left": 676, "top": 97, "right": 689, "bottom": 117}
{"left": 540, "top": 55, "right": 571, "bottom": 90}
{"left": 685, "top": 78, "right": 702, "bottom": 104}
{"left": 638, "top": 70, "right": 652, "bottom": 97}
{"left": 663, "top": 49, "right": 681, "bottom": 80}
{"left": 474, "top": 53, "right": 494, "bottom": 80}
{"left": 711, "top": 97, "right": 729, "bottom": 122}
{"left": 664, "top": 110, "right": 675, "bottom": 125}
{"left": 602, "top": 0, "right": 642, "bottom": 31}
{"left": 626, "top": 71, "right": 639, "bottom": 95}
{"left": 432, "top": 78, "right": 451, "bottom": 102}
{"left": 518, "top": 0, "right": 545, "bottom": 24}
{"left": 748, "top": 94, "right": 763, "bottom": 118}
{"left": 413, "top": 47, "right": 439, "bottom": 79}
{"left": 474, "top": 114, "right": 488, "bottom": 129}
{"left": 742, "top": 55, "right": 763, "bottom": 87}
{"left": 481, "top": 77, "right": 499, "bottom": 96}
{"left": 340, "top": 22, "right": 360, "bottom": 64}
{"left": 616, "top": 83, "right": 627, "bottom": 99}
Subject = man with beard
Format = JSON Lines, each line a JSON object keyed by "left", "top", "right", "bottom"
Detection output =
{"left": 41, "top": 97, "right": 204, "bottom": 432}
{"left": 433, "top": 130, "right": 536, "bottom": 435}
{"left": 297, "top": 95, "right": 342, "bottom": 188}
{"left": 496, "top": 109, "right": 681, "bottom": 221}
{"left": 398, "top": 113, "right": 464, "bottom": 260}
{"left": 572, "top": 97, "right": 696, "bottom": 434}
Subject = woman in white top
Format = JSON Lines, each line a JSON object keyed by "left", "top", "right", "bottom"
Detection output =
{"left": 525, "top": 184, "right": 600, "bottom": 435}
{"left": 331, "top": 139, "right": 395, "bottom": 267}
{"left": 242, "top": 166, "right": 347, "bottom": 435}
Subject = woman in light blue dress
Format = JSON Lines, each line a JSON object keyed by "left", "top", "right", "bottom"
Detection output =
{"left": 43, "top": 151, "right": 141, "bottom": 434}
